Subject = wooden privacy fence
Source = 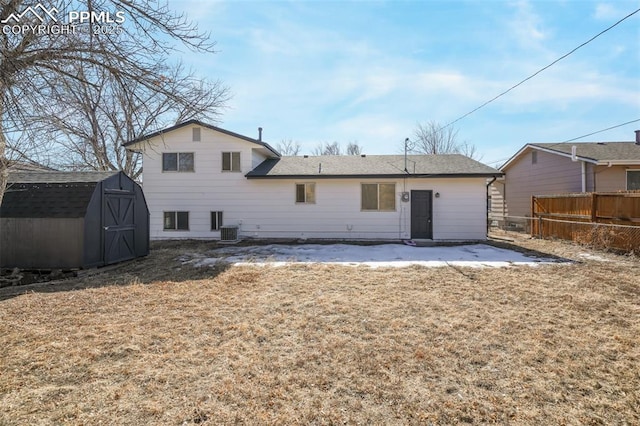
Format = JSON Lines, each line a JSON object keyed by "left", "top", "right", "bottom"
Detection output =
{"left": 531, "top": 192, "right": 640, "bottom": 252}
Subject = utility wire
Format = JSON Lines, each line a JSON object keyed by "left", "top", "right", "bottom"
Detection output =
{"left": 485, "top": 118, "right": 640, "bottom": 166}
{"left": 441, "top": 7, "right": 640, "bottom": 131}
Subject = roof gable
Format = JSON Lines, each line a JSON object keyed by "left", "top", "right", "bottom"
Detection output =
{"left": 502, "top": 141, "right": 640, "bottom": 170}
{"left": 247, "top": 154, "right": 501, "bottom": 179}
{"left": 122, "top": 119, "right": 281, "bottom": 157}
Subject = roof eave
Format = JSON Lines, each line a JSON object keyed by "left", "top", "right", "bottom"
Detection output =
{"left": 246, "top": 173, "right": 503, "bottom": 179}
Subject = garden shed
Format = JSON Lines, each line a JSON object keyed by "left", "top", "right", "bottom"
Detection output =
{"left": 0, "top": 171, "right": 149, "bottom": 269}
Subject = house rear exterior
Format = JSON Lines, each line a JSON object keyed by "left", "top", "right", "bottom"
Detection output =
{"left": 492, "top": 141, "right": 640, "bottom": 220}
{"left": 124, "top": 120, "right": 501, "bottom": 241}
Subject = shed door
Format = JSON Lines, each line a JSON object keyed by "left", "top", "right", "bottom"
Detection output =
{"left": 103, "top": 193, "right": 136, "bottom": 265}
{"left": 411, "top": 190, "right": 433, "bottom": 239}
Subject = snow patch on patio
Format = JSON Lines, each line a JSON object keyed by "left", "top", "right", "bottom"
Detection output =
{"left": 179, "top": 243, "right": 566, "bottom": 268}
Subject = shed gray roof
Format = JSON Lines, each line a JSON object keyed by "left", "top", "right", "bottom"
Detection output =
{"left": 7, "top": 171, "right": 119, "bottom": 184}
{"left": 2, "top": 171, "right": 120, "bottom": 218}
{"left": 246, "top": 154, "right": 501, "bottom": 179}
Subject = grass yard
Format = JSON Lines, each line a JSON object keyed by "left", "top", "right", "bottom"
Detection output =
{"left": 0, "top": 238, "right": 639, "bottom": 425}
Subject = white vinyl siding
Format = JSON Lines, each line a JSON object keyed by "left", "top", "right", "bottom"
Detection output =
{"left": 138, "top": 124, "right": 488, "bottom": 241}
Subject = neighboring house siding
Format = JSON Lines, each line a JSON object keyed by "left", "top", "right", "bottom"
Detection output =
{"left": 504, "top": 149, "right": 583, "bottom": 217}
{"left": 593, "top": 165, "right": 627, "bottom": 191}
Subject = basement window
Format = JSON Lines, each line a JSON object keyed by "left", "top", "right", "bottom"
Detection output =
{"left": 164, "top": 211, "right": 189, "bottom": 230}
{"left": 295, "top": 183, "right": 316, "bottom": 204}
{"left": 211, "top": 211, "right": 224, "bottom": 230}
{"left": 361, "top": 183, "right": 396, "bottom": 211}
{"left": 222, "top": 152, "right": 241, "bottom": 172}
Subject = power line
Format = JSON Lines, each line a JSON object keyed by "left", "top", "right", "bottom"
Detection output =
{"left": 441, "top": 7, "right": 640, "bottom": 131}
{"left": 484, "top": 118, "right": 640, "bottom": 166}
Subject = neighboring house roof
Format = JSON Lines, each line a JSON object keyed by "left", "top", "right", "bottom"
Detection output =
{"left": 246, "top": 154, "right": 502, "bottom": 179}
{"left": 5, "top": 160, "right": 55, "bottom": 172}
{"left": 122, "top": 119, "right": 281, "bottom": 157}
{"left": 502, "top": 142, "right": 640, "bottom": 170}
{"left": 2, "top": 171, "right": 120, "bottom": 218}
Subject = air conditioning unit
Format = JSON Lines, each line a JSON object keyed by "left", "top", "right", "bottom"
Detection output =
{"left": 220, "top": 225, "right": 239, "bottom": 243}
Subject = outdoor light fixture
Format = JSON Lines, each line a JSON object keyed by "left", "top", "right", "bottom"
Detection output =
{"left": 435, "top": 192, "right": 440, "bottom": 198}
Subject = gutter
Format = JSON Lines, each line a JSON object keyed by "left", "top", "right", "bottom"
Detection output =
{"left": 486, "top": 177, "right": 497, "bottom": 236}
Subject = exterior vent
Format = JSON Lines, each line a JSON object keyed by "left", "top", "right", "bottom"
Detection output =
{"left": 220, "top": 225, "right": 239, "bottom": 242}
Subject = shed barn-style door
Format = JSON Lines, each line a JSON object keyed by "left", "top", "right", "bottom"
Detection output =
{"left": 103, "top": 192, "right": 136, "bottom": 265}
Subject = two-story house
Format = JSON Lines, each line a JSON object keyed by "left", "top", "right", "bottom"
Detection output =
{"left": 123, "top": 120, "right": 502, "bottom": 241}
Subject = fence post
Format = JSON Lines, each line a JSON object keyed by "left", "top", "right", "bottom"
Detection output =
{"left": 591, "top": 193, "right": 597, "bottom": 223}
{"left": 538, "top": 216, "right": 543, "bottom": 239}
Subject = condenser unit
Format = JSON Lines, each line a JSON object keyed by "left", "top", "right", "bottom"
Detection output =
{"left": 220, "top": 225, "right": 239, "bottom": 243}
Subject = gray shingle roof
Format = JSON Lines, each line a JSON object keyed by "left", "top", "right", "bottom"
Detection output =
{"left": 246, "top": 154, "right": 501, "bottom": 179}
{"left": 7, "top": 171, "right": 119, "bottom": 184}
{"left": 2, "top": 172, "right": 119, "bottom": 218}
{"left": 531, "top": 142, "right": 640, "bottom": 162}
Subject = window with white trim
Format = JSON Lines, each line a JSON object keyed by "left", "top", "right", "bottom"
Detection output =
{"left": 222, "top": 152, "right": 241, "bottom": 172}
{"left": 162, "top": 152, "right": 194, "bottom": 172}
{"left": 164, "top": 211, "right": 189, "bottom": 230}
{"left": 627, "top": 170, "right": 640, "bottom": 190}
{"left": 295, "top": 183, "right": 316, "bottom": 204}
{"left": 211, "top": 211, "right": 223, "bottom": 230}
{"left": 361, "top": 183, "right": 396, "bottom": 211}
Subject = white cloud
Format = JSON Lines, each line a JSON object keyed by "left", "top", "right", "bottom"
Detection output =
{"left": 593, "top": 3, "right": 621, "bottom": 20}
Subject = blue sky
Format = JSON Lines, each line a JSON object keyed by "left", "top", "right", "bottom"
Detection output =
{"left": 169, "top": 0, "right": 640, "bottom": 167}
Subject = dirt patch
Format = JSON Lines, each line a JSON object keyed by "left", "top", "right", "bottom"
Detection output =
{"left": 0, "top": 238, "right": 639, "bottom": 424}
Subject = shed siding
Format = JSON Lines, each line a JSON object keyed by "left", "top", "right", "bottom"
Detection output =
{"left": 503, "top": 149, "right": 583, "bottom": 217}
{"left": 0, "top": 218, "right": 84, "bottom": 269}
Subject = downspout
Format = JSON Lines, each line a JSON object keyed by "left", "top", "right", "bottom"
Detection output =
{"left": 486, "top": 176, "right": 497, "bottom": 236}
{"left": 581, "top": 161, "right": 586, "bottom": 193}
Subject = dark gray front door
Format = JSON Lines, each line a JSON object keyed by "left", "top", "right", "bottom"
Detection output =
{"left": 411, "top": 190, "right": 433, "bottom": 239}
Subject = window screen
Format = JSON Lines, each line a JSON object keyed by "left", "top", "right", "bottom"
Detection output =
{"left": 162, "top": 153, "right": 178, "bottom": 171}
{"left": 627, "top": 171, "right": 640, "bottom": 190}
{"left": 361, "top": 183, "right": 395, "bottom": 211}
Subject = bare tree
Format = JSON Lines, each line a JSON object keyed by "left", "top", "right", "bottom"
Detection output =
{"left": 410, "top": 121, "right": 481, "bottom": 160}
{"left": 0, "top": 0, "right": 226, "bottom": 203}
{"left": 20, "top": 62, "right": 229, "bottom": 180}
{"left": 312, "top": 141, "right": 342, "bottom": 155}
{"left": 346, "top": 142, "right": 363, "bottom": 155}
{"left": 276, "top": 139, "right": 301, "bottom": 156}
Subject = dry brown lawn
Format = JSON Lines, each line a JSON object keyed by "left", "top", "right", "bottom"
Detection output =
{"left": 1, "top": 237, "right": 639, "bottom": 425}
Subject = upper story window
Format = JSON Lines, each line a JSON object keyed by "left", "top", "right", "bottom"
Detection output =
{"left": 627, "top": 170, "right": 640, "bottom": 190}
{"left": 361, "top": 183, "right": 396, "bottom": 211}
{"left": 295, "top": 183, "right": 316, "bottom": 204}
{"left": 192, "top": 127, "right": 201, "bottom": 142}
{"left": 162, "top": 152, "right": 194, "bottom": 172}
{"left": 222, "top": 152, "right": 241, "bottom": 172}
